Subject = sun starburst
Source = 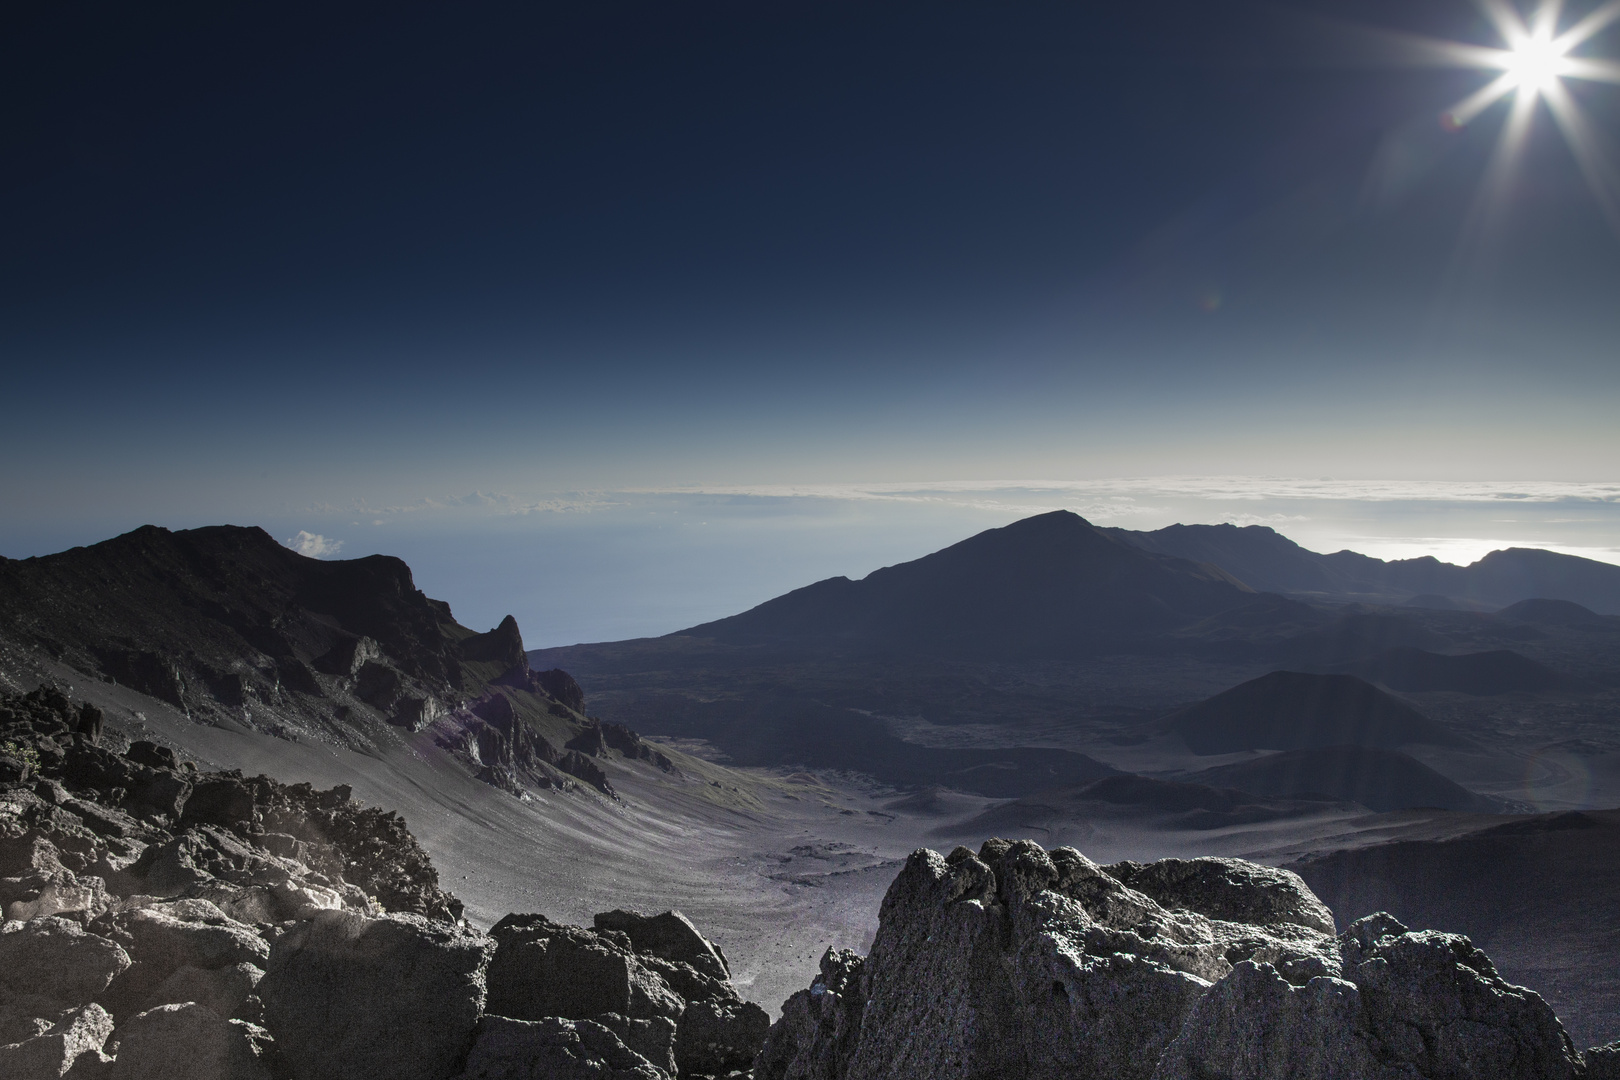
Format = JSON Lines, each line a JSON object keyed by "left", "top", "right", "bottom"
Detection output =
{"left": 1426, "top": 0, "right": 1620, "bottom": 232}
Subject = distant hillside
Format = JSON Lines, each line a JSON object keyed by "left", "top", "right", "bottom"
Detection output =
{"left": 683, "top": 510, "right": 1286, "bottom": 657}
{"left": 1184, "top": 745, "right": 1495, "bottom": 812}
{"left": 1497, "top": 598, "right": 1613, "bottom": 627}
{"left": 1103, "top": 522, "right": 1620, "bottom": 613}
{"left": 950, "top": 773, "right": 1348, "bottom": 836}
{"left": 1166, "top": 670, "right": 1465, "bottom": 754}
{"left": 1331, "top": 647, "right": 1561, "bottom": 695}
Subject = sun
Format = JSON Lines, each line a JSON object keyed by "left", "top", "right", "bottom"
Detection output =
{"left": 1407, "top": 0, "right": 1620, "bottom": 232}
{"left": 1501, "top": 27, "right": 1573, "bottom": 91}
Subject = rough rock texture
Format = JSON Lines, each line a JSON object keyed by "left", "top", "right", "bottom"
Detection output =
{"left": 486, "top": 909, "right": 768, "bottom": 1078}
{"left": 1588, "top": 1041, "right": 1620, "bottom": 1080}
{"left": 0, "top": 685, "right": 461, "bottom": 925}
{"left": 256, "top": 909, "right": 494, "bottom": 1080}
{"left": 453, "top": 1015, "right": 669, "bottom": 1080}
{"left": 106, "top": 1003, "right": 272, "bottom": 1080}
{"left": 0, "top": 1003, "right": 113, "bottom": 1079}
{"left": 759, "top": 840, "right": 1586, "bottom": 1080}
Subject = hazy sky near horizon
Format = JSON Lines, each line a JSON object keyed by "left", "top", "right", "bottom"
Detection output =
{"left": 4, "top": 1, "right": 1620, "bottom": 641}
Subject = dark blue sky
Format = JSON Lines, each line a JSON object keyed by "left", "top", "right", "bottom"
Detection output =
{"left": 4, "top": 1, "right": 1619, "bottom": 576}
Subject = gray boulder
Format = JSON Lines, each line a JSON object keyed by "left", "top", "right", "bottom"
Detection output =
{"left": 675, "top": 997, "right": 771, "bottom": 1076}
{"left": 594, "top": 909, "right": 730, "bottom": 982}
{"left": 257, "top": 908, "right": 493, "bottom": 1080}
{"left": 0, "top": 917, "right": 132, "bottom": 1005}
{"left": 1105, "top": 857, "right": 1336, "bottom": 935}
{"left": 92, "top": 901, "right": 268, "bottom": 1019}
{"left": 1588, "top": 1041, "right": 1620, "bottom": 1080}
{"left": 106, "top": 1003, "right": 271, "bottom": 1080}
{"left": 452, "top": 1015, "right": 668, "bottom": 1080}
{"left": 764, "top": 840, "right": 1582, "bottom": 1080}
{"left": 486, "top": 910, "right": 769, "bottom": 1076}
{"left": 0, "top": 1003, "right": 113, "bottom": 1079}
{"left": 485, "top": 914, "right": 683, "bottom": 1022}
{"left": 593, "top": 1014, "right": 678, "bottom": 1077}
{"left": 145, "top": 962, "right": 263, "bottom": 1021}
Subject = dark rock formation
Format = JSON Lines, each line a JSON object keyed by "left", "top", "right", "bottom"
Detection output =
{"left": 532, "top": 669, "right": 586, "bottom": 714}
{"left": 108, "top": 1001, "right": 275, "bottom": 1080}
{"left": 571, "top": 722, "right": 678, "bottom": 774}
{"left": 453, "top": 1015, "right": 668, "bottom": 1079}
{"left": 486, "top": 908, "right": 767, "bottom": 1078}
{"left": 258, "top": 909, "right": 494, "bottom": 1080}
{"left": 758, "top": 839, "right": 1593, "bottom": 1080}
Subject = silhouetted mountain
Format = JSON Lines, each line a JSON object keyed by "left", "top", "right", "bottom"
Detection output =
{"left": 1165, "top": 671, "right": 1464, "bottom": 754}
{"left": 1103, "top": 522, "right": 1620, "bottom": 613}
{"left": 1330, "top": 647, "right": 1562, "bottom": 695}
{"left": 1184, "top": 745, "right": 1495, "bottom": 812}
{"left": 683, "top": 511, "right": 1282, "bottom": 657}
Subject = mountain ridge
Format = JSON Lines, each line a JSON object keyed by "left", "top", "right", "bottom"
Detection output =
{"left": 1102, "top": 521, "right": 1620, "bottom": 613}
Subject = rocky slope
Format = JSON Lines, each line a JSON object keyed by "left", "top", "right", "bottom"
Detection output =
{"left": 757, "top": 838, "right": 1620, "bottom": 1080}
{"left": 0, "top": 524, "right": 675, "bottom": 805}
{"left": 0, "top": 685, "right": 767, "bottom": 1079}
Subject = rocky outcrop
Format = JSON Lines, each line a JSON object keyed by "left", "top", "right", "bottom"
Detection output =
{"left": 758, "top": 839, "right": 1598, "bottom": 1080}
{"left": 485, "top": 909, "right": 768, "bottom": 1078}
{"left": 453, "top": 1015, "right": 669, "bottom": 1080}
{"left": 108, "top": 1002, "right": 274, "bottom": 1080}
{"left": 1, "top": 686, "right": 460, "bottom": 924}
{"left": 0, "top": 685, "right": 750, "bottom": 1079}
{"left": 258, "top": 910, "right": 494, "bottom": 1080}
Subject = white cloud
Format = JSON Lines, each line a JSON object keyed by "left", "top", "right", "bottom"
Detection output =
{"left": 286, "top": 531, "right": 343, "bottom": 558}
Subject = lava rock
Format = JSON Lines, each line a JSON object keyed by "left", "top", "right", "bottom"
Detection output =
{"left": 257, "top": 909, "right": 493, "bottom": 1080}
{"left": 0, "top": 916, "right": 132, "bottom": 1012}
{"left": 179, "top": 778, "right": 255, "bottom": 830}
{"left": 107, "top": 1003, "right": 272, "bottom": 1080}
{"left": 452, "top": 1014, "right": 668, "bottom": 1080}
{"left": 0, "top": 1003, "right": 113, "bottom": 1080}
{"left": 593, "top": 909, "right": 731, "bottom": 982}
{"left": 762, "top": 842, "right": 1590, "bottom": 1080}
{"left": 485, "top": 915, "right": 682, "bottom": 1024}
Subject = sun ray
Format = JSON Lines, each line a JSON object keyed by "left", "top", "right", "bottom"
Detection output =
{"left": 1532, "top": 0, "right": 1568, "bottom": 38}
{"left": 1447, "top": 85, "right": 1541, "bottom": 294}
{"left": 1444, "top": 70, "right": 1524, "bottom": 127}
{"left": 1562, "top": 55, "right": 1620, "bottom": 82}
{"left": 1473, "top": 0, "right": 1532, "bottom": 46}
{"left": 1542, "top": 79, "right": 1620, "bottom": 232}
{"left": 1555, "top": 0, "right": 1620, "bottom": 51}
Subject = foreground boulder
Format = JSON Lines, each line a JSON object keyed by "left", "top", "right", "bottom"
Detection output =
{"left": 257, "top": 909, "right": 494, "bottom": 1080}
{"left": 453, "top": 1015, "right": 669, "bottom": 1080}
{"left": 485, "top": 909, "right": 768, "bottom": 1078}
{"left": 0, "top": 1002, "right": 113, "bottom": 1079}
{"left": 757, "top": 840, "right": 1588, "bottom": 1080}
{"left": 107, "top": 1002, "right": 273, "bottom": 1080}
